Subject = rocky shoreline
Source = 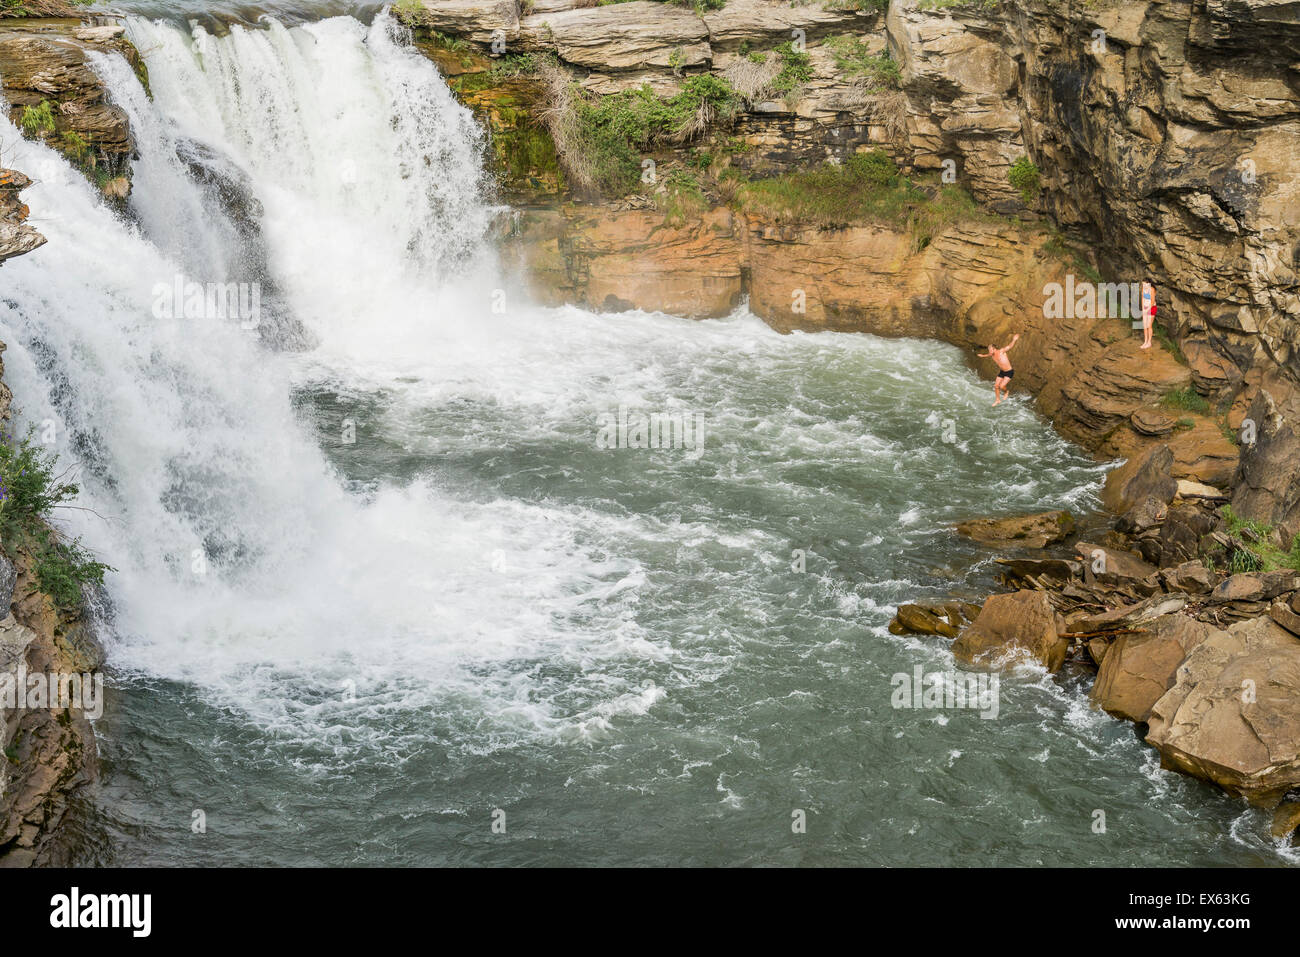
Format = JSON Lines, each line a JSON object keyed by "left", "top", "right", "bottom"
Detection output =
{"left": 406, "top": 0, "right": 1300, "bottom": 839}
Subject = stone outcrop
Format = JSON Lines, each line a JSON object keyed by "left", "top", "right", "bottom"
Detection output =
{"left": 1146, "top": 616, "right": 1300, "bottom": 807}
{"left": 951, "top": 589, "right": 1069, "bottom": 672}
{"left": 1091, "top": 612, "right": 1216, "bottom": 723}
{"left": 0, "top": 18, "right": 143, "bottom": 197}
{"left": 0, "top": 161, "right": 97, "bottom": 865}
{"left": 0, "top": 169, "right": 45, "bottom": 266}
{"left": 0, "top": 292, "right": 100, "bottom": 867}
{"left": 1231, "top": 389, "right": 1300, "bottom": 546}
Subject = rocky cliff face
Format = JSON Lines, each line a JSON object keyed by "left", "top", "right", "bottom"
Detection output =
{"left": 410, "top": 0, "right": 1295, "bottom": 526}
{"left": 0, "top": 168, "right": 45, "bottom": 265}
{"left": 0, "top": 168, "right": 99, "bottom": 867}
{"left": 0, "top": 18, "right": 142, "bottom": 199}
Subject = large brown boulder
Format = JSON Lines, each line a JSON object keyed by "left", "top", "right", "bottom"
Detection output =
{"left": 1090, "top": 614, "right": 1216, "bottom": 723}
{"left": 1209, "top": 570, "right": 1300, "bottom": 605}
{"left": 951, "top": 590, "right": 1069, "bottom": 672}
{"left": 956, "top": 510, "right": 1075, "bottom": 550}
{"left": 889, "top": 603, "right": 959, "bottom": 639}
{"left": 1074, "top": 542, "right": 1158, "bottom": 584}
{"left": 1146, "top": 617, "right": 1300, "bottom": 806}
{"left": 1101, "top": 444, "right": 1177, "bottom": 515}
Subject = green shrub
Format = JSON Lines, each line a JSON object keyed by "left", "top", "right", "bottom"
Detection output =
{"left": 771, "top": 41, "right": 813, "bottom": 99}
{"left": 61, "top": 130, "right": 90, "bottom": 162}
{"left": 825, "top": 34, "right": 901, "bottom": 90}
{"left": 1218, "top": 504, "right": 1300, "bottom": 573}
{"left": 567, "top": 75, "right": 741, "bottom": 195}
{"left": 1160, "top": 386, "right": 1211, "bottom": 414}
{"left": 0, "top": 428, "right": 111, "bottom": 613}
{"left": 20, "top": 100, "right": 55, "bottom": 135}
{"left": 659, "top": 168, "right": 708, "bottom": 225}
{"left": 1008, "top": 156, "right": 1041, "bottom": 204}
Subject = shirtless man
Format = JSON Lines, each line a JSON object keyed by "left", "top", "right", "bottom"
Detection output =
{"left": 978, "top": 334, "right": 1020, "bottom": 407}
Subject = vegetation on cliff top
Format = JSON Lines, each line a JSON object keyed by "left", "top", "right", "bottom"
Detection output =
{"left": 538, "top": 56, "right": 742, "bottom": 194}
{"left": 0, "top": 0, "right": 93, "bottom": 16}
{"left": 0, "top": 428, "right": 111, "bottom": 613}
{"left": 733, "top": 150, "right": 1002, "bottom": 247}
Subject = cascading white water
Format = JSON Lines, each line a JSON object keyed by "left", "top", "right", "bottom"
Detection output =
{"left": 0, "top": 13, "right": 663, "bottom": 748}
{"left": 8, "top": 9, "right": 1275, "bottom": 868}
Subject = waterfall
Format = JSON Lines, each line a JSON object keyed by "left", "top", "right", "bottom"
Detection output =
{"left": 0, "top": 12, "right": 651, "bottom": 745}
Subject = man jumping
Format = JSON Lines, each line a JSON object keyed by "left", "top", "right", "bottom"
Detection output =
{"left": 978, "top": 334, "right": 1020, "bottom": 407}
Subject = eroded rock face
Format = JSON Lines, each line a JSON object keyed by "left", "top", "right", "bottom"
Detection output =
{"left": 1146, "top": 616, "right": 1300, "bottom": 806}
{"left": 1102, "top": 444, "right": 1178, "bottom": 514}
{"left": 1232, "top": 389, "right": 1300, "bottom": 545}
{"left": 1092, "top": 613, "right": 1217, "bottom": 723}
{"left": 0, "top": 22, "right": 142, "bottom": 194}
{"left": 951, "top": 589, "right": 1069, "bottom": 672}
{"left": 0, "top": 169, "right": 46, "bottom": 266}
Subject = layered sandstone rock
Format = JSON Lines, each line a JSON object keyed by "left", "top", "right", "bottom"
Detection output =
{"left": 0, "top": 20, "right": 143, "bottom": 195}
{"left": 951, "top": 589, "right": 1069, "bottom": 672}
{"left": 0, "top": 169, "right": 45, "bottom": 266}
{"left": 1146, "top": 616, "right": 1300, "bottom": 807}
{"left": 1091, "top": 613, "right": 1216, "bottom": 723}
{"left": 955, "top": 510, "right": 1075, "bottom": 550}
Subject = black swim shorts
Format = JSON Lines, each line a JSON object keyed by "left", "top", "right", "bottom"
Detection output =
{"left": 996, "top": 369, "right": 1014, "bottom": 380}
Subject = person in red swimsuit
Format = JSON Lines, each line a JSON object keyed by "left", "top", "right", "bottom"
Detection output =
{"left": 1139, "top": 276, "right": 1156, "bottom": 349}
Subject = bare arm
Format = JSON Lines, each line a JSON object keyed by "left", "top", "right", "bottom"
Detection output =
{"left": 1002, "top": 333, "right": 1022, "bottom": 353}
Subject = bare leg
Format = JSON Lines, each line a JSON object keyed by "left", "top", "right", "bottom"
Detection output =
{"left": 993, "top": 377, "right": 1004, "bottom": 406}
{"left": 1141, "top": 317, "right": 1153, "bottom": 348}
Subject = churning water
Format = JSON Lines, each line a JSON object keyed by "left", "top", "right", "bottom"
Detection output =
{"left": 0, "top": 10, "right": 1291, "bottom": 865}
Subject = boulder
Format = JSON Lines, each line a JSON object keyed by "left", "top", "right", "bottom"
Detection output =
{"left": 1091, "top": 613, "right": 1216, "bottom": 723}
{"left": 1101, "top": 444, "right": 1177, "bottom": 515}
{"left": 1130, "top": 408, "right": 1177, "bottom": 437}
{"left": 955, "top": 510, "right": 1075, "bottom": 550}
{"left": 1116, "top": 499, "right": 1167, "bottom": 535}
{"left": 1271, "top": 802, "right": 1300, "bottom": 842}
{"left": 1146, "top": 617, "right": 1300, "bottom": 806}
{"left": 1176, "top": 479, "right": 1227, "bottom": 501}
{"left": 1209, "top": 571, "right": 1300, "bottom": 604}
{"left": 889, "top": 603, "right": 959, "bottom": 639}
{"left": 951, "top": 589, "right": 1069, "bottom": 672}
{"left": 1149, "top": 504, "right": 1217, "bottom": 567}
{"left": 1268, "top": 602, "right": 1300, "bottom": 638}
{"left": 1159, "top": 560, "right": 1215, "bottom": 595}
{"left": 1075, "top": 542, "right": 1158, "bottom": 583}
